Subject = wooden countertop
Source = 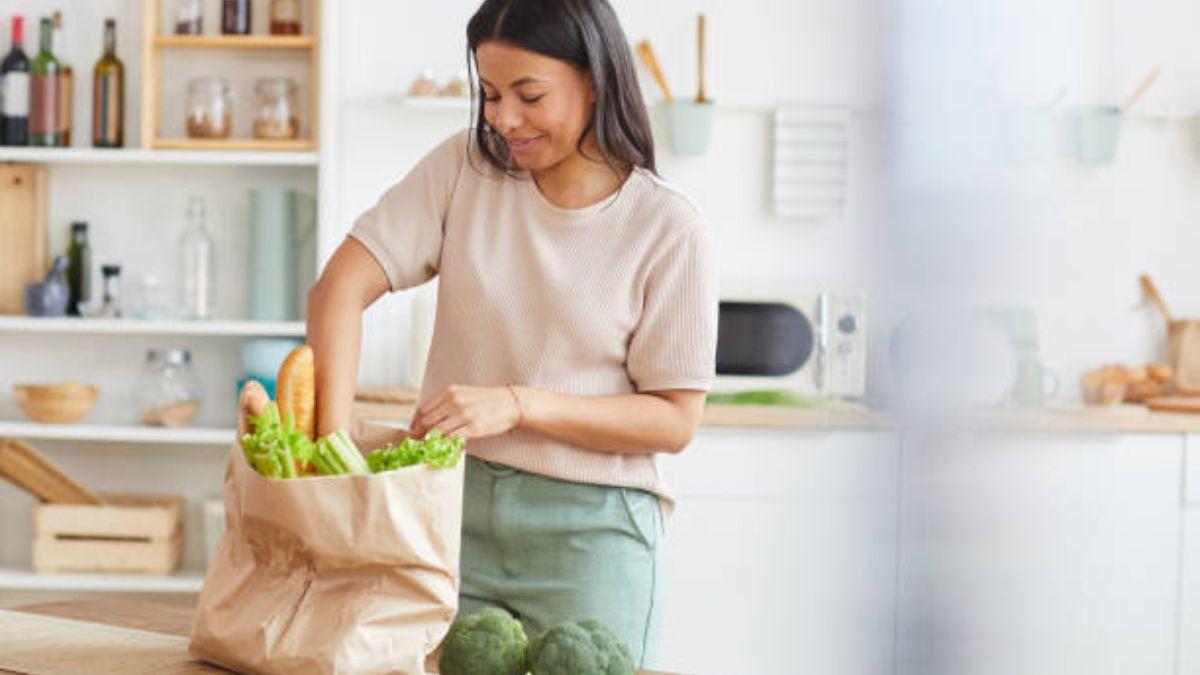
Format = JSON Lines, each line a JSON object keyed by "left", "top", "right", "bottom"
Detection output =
{"left": 355, "top": 392, "right": 1200, "bottom": 434}
{"left": 354, "top": 398, "right": 895, "bottom": 431}
{"left": 3, "top": 599, "right": 683, "bottom": 675}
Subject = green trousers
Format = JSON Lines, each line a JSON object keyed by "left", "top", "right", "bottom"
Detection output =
{"left": 458, "top": 456, "right": 663, "bottom": 668}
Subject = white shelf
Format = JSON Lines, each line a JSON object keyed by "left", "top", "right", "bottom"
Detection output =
{"left": 0, "top": 566, "right": 205, "bottom": 594}
{"left": 0, "top": 420, "right": 234, "bottom": 446}
{"left": 0, "top": 147, "right": 319, "bottom": 166}
{"left": 0, "top": 316, "right": 305, "bottom": 338}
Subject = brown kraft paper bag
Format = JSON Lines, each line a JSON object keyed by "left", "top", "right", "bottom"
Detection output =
{"left": 189, "top": 419, "right": 464, "bottom": 674}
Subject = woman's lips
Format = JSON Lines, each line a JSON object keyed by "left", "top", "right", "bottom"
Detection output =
{"left": 506, "top": 136, "right": 543, "bottom": 154}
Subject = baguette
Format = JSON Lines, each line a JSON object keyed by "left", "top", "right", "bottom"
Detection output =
{"left": 277, "top": 345, "right": 316, "bottom": 440}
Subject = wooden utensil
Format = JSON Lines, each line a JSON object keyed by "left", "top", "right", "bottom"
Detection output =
{"left": 1140, "top": 274, "right": 1174, "bottom": 323}
{"left": 696, "top": 14, "right": 708, "bottom": 103}
{"left": 635, "top": 40, "right": 674, "bottom": 103}
{"left": 0, "top": 164, "right": 47, "bottom": 315}
{"left": 1122, "top": 68, "right": 1161, "bottom": 113}
{"left": 0, "top": 438, "right": 103, "bottom": 505}
{"left": 1140, "top": 274, "right": 1200, "bottom": 394}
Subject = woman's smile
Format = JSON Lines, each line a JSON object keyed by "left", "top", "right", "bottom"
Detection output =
{"left": 505, "top": 135, "right": 544, "bottom": 155}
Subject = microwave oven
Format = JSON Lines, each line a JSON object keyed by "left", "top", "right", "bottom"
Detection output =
{"left": 713, "top": 288, "right": 867, "bottom": 398}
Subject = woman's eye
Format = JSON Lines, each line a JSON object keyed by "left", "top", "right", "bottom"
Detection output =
{"left": 483, "top": 94, "right": 500, "bottom": 103}
{"left": 520, "top": 95, "right": 545, "bottom": 104}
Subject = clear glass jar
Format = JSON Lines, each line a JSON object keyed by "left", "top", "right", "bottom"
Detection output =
{"left": 136, "top": 348, "right": 203, "bottom": 427}
{"left": 186, "top": 78, "right": 233, "bottom": 139}
{"left": 252, "top": 78, "right": 299, "bottom": 140}
{"left": 175, "top": 0, "right": 202, "bottom": 35}
{"left": 270, "top": 0, "right": 302, "bottom": 35}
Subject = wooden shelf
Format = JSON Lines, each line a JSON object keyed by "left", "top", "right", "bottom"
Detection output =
{"left": 154, "top": 34, "right": 315, "bottom": 50}
{"left": 151, "top": 138, "right": 317, "bottom": 152}
{"left": 0, "top": 421, "right": 234, "bottom": 446}
{"left": 0, "top": 316, "right": 305, "bottom": 337}
{"left": 0, "top": 566, "right": 205, "bottom": 593}
{"left": 140, "top": 0, "right": 322, "bottom": 152}
{"left": 0, "top": 146, "right": 318, "bottom": 166}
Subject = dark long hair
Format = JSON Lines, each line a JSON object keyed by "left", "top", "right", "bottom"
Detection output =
{"left": 466, "top": 0, "right": 656, "bottom": 175}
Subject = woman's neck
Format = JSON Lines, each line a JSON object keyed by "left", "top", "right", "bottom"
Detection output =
{"left": 531, "top": 137, "right": 631, "bottom": 210}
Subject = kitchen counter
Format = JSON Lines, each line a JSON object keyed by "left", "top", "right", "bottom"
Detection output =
{"left": 354, "top": 398, "right": 896, "bottom": 431}
{"left": 1, "top": 599, "right": 685, "bottom": 675}
{"left": 355, "top": 396, "right": 1200, "bottom": 434}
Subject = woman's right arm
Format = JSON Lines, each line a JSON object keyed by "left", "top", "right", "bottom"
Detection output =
{"left": 306, "top": 237, "right": 391, "bottom": 438}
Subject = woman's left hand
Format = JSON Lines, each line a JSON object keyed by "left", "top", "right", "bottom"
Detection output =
{"left": 409, "top": 384, "right": 522, "bottom": 440}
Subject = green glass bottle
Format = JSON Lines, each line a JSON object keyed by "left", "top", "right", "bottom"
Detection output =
{"left": 92, "top": 19, "right": 124, "bottom": 147}
{"left": 66, "top": 221, "right": 91, "bottom": 316}
{"left": 29, "top": 17, "right": 61, "bottom": 147}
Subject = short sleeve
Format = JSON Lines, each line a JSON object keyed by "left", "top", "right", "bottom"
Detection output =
{"left": 348, "top": 131, "right": 467, "bottom": 291}
{"left": 626, "top": 227, "right": 719, "bottom": 392}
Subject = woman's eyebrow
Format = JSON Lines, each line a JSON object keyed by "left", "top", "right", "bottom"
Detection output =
{"left": 478, "top": 76, "right": 548, "bottom": 89}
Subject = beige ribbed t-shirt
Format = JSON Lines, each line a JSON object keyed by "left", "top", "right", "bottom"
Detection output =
{"left": 349, "top": 131, "right": 717, "bottom": 514}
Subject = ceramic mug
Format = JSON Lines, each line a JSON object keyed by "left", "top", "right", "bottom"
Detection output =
{"left": 1012, "top": 357, "right": 1060, "bottom": 407}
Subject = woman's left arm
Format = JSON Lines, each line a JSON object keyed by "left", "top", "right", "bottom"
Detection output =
{"left": 409, "top": 385, "right": 705, "bottom": 455}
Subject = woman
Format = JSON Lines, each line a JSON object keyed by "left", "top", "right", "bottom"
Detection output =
{"left": 306, "top": 0, "right": 716, "bottom": 665}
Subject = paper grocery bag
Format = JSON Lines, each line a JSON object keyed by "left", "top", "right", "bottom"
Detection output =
{"left": 189, "top": 420, "right": 464, "bottom": 675}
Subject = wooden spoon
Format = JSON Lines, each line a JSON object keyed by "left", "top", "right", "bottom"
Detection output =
{"left": 1140, "top": 274, "right": 1174, "bottom": 324}
{"left": 696, "top": 14, "right": 708, "bottom": 103}
{"left": 1122, "top": 68, "right": 1161, "bottom": 114}
{"left": 636, "top": 40, "right": 674, "bottom": 103}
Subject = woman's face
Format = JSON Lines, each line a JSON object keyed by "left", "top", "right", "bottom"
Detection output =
{"left": 475, "top": 41, "right": 595, "bottom": 171}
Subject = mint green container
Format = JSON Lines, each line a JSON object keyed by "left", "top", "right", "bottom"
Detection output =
{"left": 666, "top": 101, "right": 715, "bottom": 155}
{"left": 1074, "top": 105, "right": 1123, "bottom": 164}
{"left": 248, "top": 188, "right": 298, "bottom": 321}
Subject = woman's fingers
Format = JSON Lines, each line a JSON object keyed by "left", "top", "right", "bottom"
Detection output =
{"left": 416, "top": 388, "right": 451, "bottom": 417}
{"left": 431, "top": 414, "right": 468, "bottom": 438}
{"left": 410, "top": 398, "right": 451, "bottom": 429}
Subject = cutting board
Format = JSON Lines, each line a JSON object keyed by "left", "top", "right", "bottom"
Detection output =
{"left": 1146, "top": 396, "right": 1200, "bottom": 414}
{"left": 0, "top": 439, "right": 103, "bottom": 505}
{"left": 0, "top": 164, "right": 46, "bottom": 315}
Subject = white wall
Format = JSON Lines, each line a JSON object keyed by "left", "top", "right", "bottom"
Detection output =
{"left": 876, "top": 0, "right": 1200, "bottom": 397}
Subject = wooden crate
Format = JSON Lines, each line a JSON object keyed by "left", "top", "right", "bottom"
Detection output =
{"left": 32, "top": 493, "right": 183, "bottom": 575}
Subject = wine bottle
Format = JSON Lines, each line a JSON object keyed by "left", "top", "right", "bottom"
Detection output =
{"left": 92, "top": 18, "right": 123, "bottom": 147}
{"left": 0, "top": 16, "right": 31, "bottom": 146}
{"left": 29, "top": 17, "right": 61, "bottom": 147}
{"left": 52, "top": 11, "right": 72, "bottom": 146}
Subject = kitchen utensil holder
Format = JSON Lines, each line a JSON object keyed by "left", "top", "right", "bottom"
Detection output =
{"left": 1072, "top": 105, "right": 1123, "bottom": 164}
{"left": 665, "top": 101, "right": 715, "bottom": 155}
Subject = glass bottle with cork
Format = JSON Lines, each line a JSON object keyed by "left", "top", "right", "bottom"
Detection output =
{"left": 92, "top": 18, "right": 124, "bottom": 147}
{"left": 29, "top": 16, "right": 61, "bottom": 147}
{"left": 178, "top": 196, "right": 216, "bottom": 320}
{"left": 51, "top": 11, "right": 72, "bottom": 146}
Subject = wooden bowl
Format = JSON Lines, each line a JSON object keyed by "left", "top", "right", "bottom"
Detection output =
{"left": 13, "top": 382, "right": 99, "bottom": 424}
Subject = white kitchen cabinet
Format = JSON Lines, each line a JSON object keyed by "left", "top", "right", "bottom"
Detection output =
{"left": 896, "top": 431, "right": 1183, "bottom": 675}
{"left": 1175, "top": 435, "right": 1200, "bottom": 674}
{"left": 655, "top": 429, "right": 900, "bottom": 675}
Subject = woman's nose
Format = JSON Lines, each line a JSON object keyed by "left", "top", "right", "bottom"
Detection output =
{"left": 491, "top": 98, "right": 523, "bottom": 133}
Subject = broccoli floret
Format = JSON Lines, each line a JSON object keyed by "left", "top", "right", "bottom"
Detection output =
{"left": 528, "top": 619, "right": 634, "bottom": 675}
{"left": 438, "top": 607, "right": 529, "bottom": 675}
